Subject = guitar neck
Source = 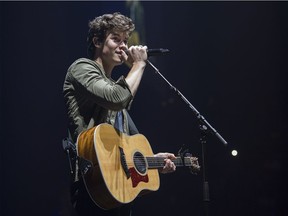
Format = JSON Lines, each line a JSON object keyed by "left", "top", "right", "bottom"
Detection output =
{"left": 146, "top": 157, "right": 193, "bottom": 169}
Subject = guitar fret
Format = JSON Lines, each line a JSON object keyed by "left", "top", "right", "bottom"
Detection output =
{"left": 146, "top": 157, "right": 192, "bottom": 168}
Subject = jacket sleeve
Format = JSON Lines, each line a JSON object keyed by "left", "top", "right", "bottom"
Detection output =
{"left": 67, "top": 59, "right": 133, "bottom": 111}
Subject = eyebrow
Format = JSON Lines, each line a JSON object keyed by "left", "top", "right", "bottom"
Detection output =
{"left": 111, "top": 32, "right": 121, "bottom": 37}
{"left": 111, "top": 32, "right": 118, "bottom": 35}
{"left": 111, "top": 32, "right": 128, "bottom": 40}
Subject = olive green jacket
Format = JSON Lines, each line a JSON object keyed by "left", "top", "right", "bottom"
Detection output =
{"left": 63, "top": 58, "right": 133, "bottom": 142}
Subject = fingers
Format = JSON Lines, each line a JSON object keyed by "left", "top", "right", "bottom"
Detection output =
{"left": 129, "top": 45, "right": 147, "bottom": 52}
{"left": 155, "top": 152, "right": 176, "bottom": 159}
{"left": 119, "top": 49, "right": 129, "bottom": 62}
{"left": 165, "top": 158, "right": 176, "bottom": 169}
{"left": 155, "top": 152, "right": 176, "bottom": 174}
{"left": 127, "top": 45, "right": 148, "bottom": 62}
{"left": 161, "top": 158, "right": 176, "bottom": 174}
{"left": 166, "top": 153, "right": 176, "bottom": 159}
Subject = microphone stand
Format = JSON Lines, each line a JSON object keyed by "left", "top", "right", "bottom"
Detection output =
{"left": 147, "top": 60, "right": 228, "bottom": 216}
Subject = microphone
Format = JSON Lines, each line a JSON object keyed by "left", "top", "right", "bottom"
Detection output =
{"left": 146, "top": 48, "right": 170, "bottom": 57}
{"left": 124, "top": 48, "right": 170, "bottom": 57}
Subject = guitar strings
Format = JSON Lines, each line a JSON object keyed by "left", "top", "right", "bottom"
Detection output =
{"left": 101, "top": 156, "right": 194, "bottom": 167}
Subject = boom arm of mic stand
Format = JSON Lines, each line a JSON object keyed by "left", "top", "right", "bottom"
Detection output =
{"left": 147, "top": 60, "right": 228, "bottom": 146}
{"left": 147, "top": 59, "right": 228, "bottom": 216}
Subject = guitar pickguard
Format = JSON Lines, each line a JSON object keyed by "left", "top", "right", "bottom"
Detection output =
{"left": 129, "top": 167, "right": 149, "bottom": 187}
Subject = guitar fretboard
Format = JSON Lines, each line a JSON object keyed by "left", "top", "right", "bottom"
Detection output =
{"left": 146, "top": 157, "right": 193, "bottom": 169}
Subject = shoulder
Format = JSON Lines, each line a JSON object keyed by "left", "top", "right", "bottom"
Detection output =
{"left": 67, "top": 58, "right": 106, "bottom": 77}
{"left": 69, "top": 58, "right": 100, "bottom": 71}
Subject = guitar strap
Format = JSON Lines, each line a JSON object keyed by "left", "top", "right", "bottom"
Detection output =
{"left": 115, "top": 110, "right": 139, "bottom": 135}
{"left": 126, "top": 111, "right": 139, "bottom": 135}
{"left": 114, "top": 111, "right": 124, "bottom": 132}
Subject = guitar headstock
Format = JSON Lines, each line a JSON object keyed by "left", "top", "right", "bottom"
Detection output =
{"left": 177, "top": 145, "right": 200, "bottom": 175}
{"left": 189, "top": 156, "right": 200, "bottom": 175}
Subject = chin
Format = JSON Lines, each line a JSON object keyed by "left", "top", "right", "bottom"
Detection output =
{"left": 115, "top": 59, "right": 124, "bottom": 65}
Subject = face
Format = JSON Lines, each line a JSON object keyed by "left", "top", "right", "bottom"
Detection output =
{"left": 100, "top": 31, "right": 129, "bottom": 66}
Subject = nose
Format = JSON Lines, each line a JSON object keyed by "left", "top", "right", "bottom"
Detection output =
{"left": 119, "top": 40, "right": 127, "bottom": 47}
{"left": 119, "top": 42, "right": 128, "bottom": 52}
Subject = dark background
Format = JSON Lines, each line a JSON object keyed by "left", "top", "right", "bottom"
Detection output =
{"left": 1, "top": 1, "right": 287, "bottom": 216}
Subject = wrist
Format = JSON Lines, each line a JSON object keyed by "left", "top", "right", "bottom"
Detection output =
{"left": 132, "top": 60, "right": 146, "bottom": 68}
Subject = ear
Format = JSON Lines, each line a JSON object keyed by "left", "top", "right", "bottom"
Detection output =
{"left": 92, "top": 37, "right": 102, "bottom": 48}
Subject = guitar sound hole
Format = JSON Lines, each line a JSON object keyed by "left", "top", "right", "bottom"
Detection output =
{"left": 133, "top": 152, "right": 147, "bottom": 175}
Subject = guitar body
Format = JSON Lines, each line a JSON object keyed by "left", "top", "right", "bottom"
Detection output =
{"left": 76, "top": 123, "right": 160, "bottom": 210}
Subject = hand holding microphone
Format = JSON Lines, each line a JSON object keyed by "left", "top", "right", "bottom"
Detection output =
{"left": 126, "top": 45, "right": 148, "bottom": 64}
{"left": 124, "top": 47, "right": 170, "bottom": 57}
{"left": 123, "top": 46, "right": 170, "bottom": 65}
{"left": 122, "top": 45, "right": 170, "bottom": 96}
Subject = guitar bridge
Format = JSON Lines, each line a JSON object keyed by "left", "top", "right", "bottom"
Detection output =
{"left": 119, "top": 147, "right": 131, "bottom": 179}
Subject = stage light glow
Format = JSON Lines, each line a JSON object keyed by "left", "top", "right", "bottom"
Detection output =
{"left": 231, "top": 150, "right": 238, "bottom": 156}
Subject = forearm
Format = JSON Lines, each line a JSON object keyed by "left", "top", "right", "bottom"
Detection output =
{"left": 125, "top": 61, "right": 146, "bottom": 96}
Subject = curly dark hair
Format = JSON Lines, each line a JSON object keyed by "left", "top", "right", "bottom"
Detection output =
{"left": 87, "top": 12, "right": 135, "bottom": 59}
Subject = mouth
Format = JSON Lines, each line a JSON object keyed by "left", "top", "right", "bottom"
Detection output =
{"left": 115, "top": 49, "right": 122, "bottom": 55}
{"left": 115, "top": 50, "right": 124, "bottom": 58}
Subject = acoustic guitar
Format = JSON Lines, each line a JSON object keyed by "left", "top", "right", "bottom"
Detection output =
{"left": 76, "top": 123, "right": 200, "bottom": 210}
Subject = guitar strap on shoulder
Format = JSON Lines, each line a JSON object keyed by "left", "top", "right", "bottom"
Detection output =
{"left": 114, "top": 111, "right": 124, "bottom": 132}
{"left": 126, "top": 111, "right": 139, "bottom": 135}
{"left": 115, "top": 109, "right": 139, "bottom": 135}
